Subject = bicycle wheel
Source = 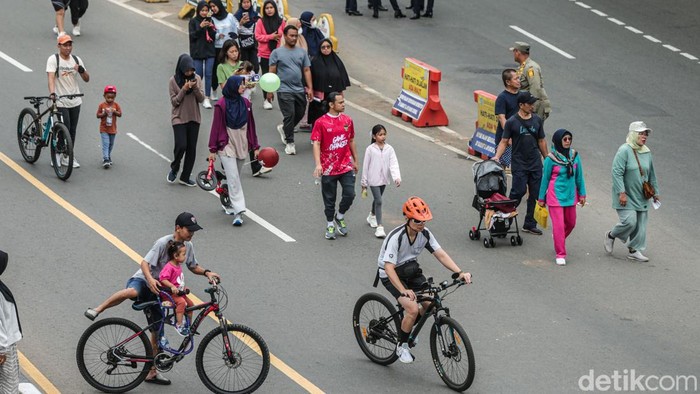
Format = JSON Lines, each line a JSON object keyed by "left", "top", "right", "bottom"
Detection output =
{"left": 196, "top": 323, "right": 270, "bottom": 394}
{"left": 49, "top": 122, "right": 73, "bottom": 180}
{"left": 352, "top": 292, "right": 400, "bottom": 365}
{"left": 17, "top": 108, "right": 42, "bottom": 163}
{"left": 76, "top": 317, "right": 153, "bottom": 393}
{"left": 429, "top": 316, "right": 475, "bottom": 392}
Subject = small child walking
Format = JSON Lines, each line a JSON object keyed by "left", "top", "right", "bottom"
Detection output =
{"left": 96, "top": 85, "right": 121, "bottom": 168}
{"left": 361, "top": 124, "right": 401, "bottom": 238}
{"left": 158, "top": 241, "right": 194, "bottom": 336}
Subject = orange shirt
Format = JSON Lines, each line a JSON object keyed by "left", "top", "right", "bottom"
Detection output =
{"left": 96, "top": 102, "right": 121, "bottom": 134}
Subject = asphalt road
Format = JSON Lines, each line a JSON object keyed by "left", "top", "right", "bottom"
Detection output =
{"left": 1, "top": 0, "right": 699, "bottom": 393}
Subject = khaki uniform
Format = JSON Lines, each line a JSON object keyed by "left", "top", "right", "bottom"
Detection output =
{"left": 517, "top": 57, "right": 551, "bottom": 120}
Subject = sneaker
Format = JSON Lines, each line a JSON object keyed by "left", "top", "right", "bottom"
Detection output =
{"left": 202, "top": 98, "right": 212, "bottom": 109}
{"left": 522, "top": 226, "right": 542, "bottom": 235}
{"left": 334, "top": 215, "right": 348, "bottom": 236}
{"left": 627, "top": 250, "right": 649, "bottom": 262}
{"left": 260, "top": 166, "right": 272, "bottom": 174}
{"left": 60, "top": 155, "right": 69, "bottom": 167}
{"left": 221, "top": 204, "right": 236, "bottom": 215}
{"left": 103, "top": 159, "right": 111, "bottom": 168}
{"left": 210, "top": 92, "right": 218, "bottom": 101}
{"left": 108, "top": 158, "right": 113, "bottom": 166}
{"left": 277, "top": 124, "right": 287, "bottom": 144}
{"left": 604, "top": 231, "right": 615, "bottom": 254}
{"left": 166, "top": 170, "right": 177, "bottom": 183}
{"left": 175, "top": 323, "right": 190, "bottom": 336}
{"left": 396, "top": 343, "right": 415, "bottom": 364}
{"left": 72, "top": 24, "right": 81, "bottom": 36}
{"left": 84, "top": 308, "right": 99, "bottom": 321}
{"left": 57, "top": 31, "right": 67, "bottom": 38}
{"left": 285, "top": 143, "right": 296, "bottom": 155}
{"left": 263, "top": 100, "right": 273, "bottom": 110}
{"left": 232, "top": 213, "right": 243, "bottom": 226}
{"left": 375, "top": 225, "right": 386, "bottom": 238}
{"left": 366, "top": 213, "right": 378, "bottom": 228}
{"left": 179, "top": 179, "right": 197, "bottom": 187}
{"left": 52, "top": 153, "right": 62, "bottom": 167}
{"left": 325, "top": 225, "right": 337, "bottom": 240}
{"left": 72, "top": 158, "right": 80, "bottom": 168}
{"left": 555, "top": 258, "right": 566, "bottom": 266}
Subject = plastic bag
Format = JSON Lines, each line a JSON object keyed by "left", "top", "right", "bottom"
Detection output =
{"left": 534, "top": 204, "right": 548, "bottom": 229}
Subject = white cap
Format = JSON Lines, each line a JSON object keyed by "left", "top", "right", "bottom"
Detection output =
{"left": 629, "top": 121, "right": 652, "bottom": 133}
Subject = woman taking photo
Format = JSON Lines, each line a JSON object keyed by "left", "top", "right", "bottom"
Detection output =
{"left": 309, "top": 38, "right": 351, "bottom": 125}
{"left": 255, "top": 0, "right": 285, "bottom": 110}
{"left": 189, "top": 1, "right": 217, "bottom": 109}
{"left": 168, "top": 54, "right": 204, "bottom": 187}
{"left": 234, "top": 0, "right": 260, "bottom": 73}
{"left": 537, "top": 129, "right": 587, "bottom": 266}
{"left": 604, "top": 121, "right": 660, "bottom": 262}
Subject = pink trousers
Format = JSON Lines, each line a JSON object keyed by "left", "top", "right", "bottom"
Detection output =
{"left": 548, "top": 206, "right": 577, "bottom": 258}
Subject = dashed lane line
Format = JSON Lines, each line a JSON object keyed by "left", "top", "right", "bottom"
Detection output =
{"left": 126, "top": 132, "right": 296, "bottom": 243}
{"left": 509, "top": 25, "right": 576, "bottom": 59}
{"left": 0, "top": 151, "right": 320, "bottom": 393}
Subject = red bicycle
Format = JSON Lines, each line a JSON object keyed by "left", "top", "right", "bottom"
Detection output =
{"left": 196, "top": 158, "right": 231, "bottom": 208}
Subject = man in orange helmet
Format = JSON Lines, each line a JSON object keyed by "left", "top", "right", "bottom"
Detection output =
{"left": 375, "top": 196, "right": 472, "bottom": 363}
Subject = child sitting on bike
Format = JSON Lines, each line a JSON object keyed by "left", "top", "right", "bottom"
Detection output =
{"left": 376, "top": 196, "right": 472, "bottom": 363}
{"left": 159, "top": 241, "right": 194, "bottom": 336}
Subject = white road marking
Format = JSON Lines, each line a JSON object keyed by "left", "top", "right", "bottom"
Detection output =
{"left": 644, "top": 35, "right": 662, "bottom": 43}
{"left": 591, "top": 9, "right": 607, "bottom": 17}
{"left": 575, "top": 2, "right": 591, "bottom": 9}
{"left": 0, "top": 50, "right": 32, "bottom": 72}
{"left": 681, "top": 53, "right": 699, "bottom": 61}
{"left": 663, "top": 44, "right": 681, "bottom": 52}
{"left": 608, "top": 18, "right": 625, "bottom": 26}
{"left": 625, "top": 26, "right": 643, "bottom": 34}
{"left": 126, "top": 133, "right": 296, "bottom": 242}
{"left": 509, "top": 26, "right": 576, "bottom": 59}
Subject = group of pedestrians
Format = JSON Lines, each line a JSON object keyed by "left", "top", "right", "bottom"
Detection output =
{"left": 346, "top": 0, "right": 434, "bottom": 19}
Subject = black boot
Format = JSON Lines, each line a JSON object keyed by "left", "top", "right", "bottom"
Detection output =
{"left": 422, "top": 11, "right": 432, "bottom": 17}
{"left": 409, "top": 13, "right": 420, "bottom": 19}
{"left": 373, "top": 11, "right": 379, "bottom": 18}
{"left": 394, "top": 10, "right": 406, "bottom": 18}
{"left": 377, "top": 5, "right": 388, "bottom": 11}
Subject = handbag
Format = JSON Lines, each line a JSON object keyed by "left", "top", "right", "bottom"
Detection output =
{"left": 632, "top": 150, "right": 656, "bottom": 200}
{"left": 239, "top": 34, "right": 256, "bottom": 49}
{"left": 534, "top": 204, "right": 549, "bottom": 229}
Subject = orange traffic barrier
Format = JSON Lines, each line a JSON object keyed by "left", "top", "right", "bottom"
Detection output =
{"left": 391, "top": 58, "right": 448, "bottom": 127}
{"left": 468, "top": 90, "right": 498, "bottom": 160}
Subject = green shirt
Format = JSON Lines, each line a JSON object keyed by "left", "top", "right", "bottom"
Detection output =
{"left": 216, "top": 61, "right": 241, "bottom": 88}
{"left": 611, "top": 144, "right": 659, "bottom": 211}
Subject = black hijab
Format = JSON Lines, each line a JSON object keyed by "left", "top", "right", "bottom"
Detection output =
{"left": 174, "top": 54, "right": 196, "bottom": 93}
{"left": 234, "top": 0, "right": 260, "bottom": 28}
{"left": 0, "top": 250, "right": 21, "bottom": 334}
{"left": 223, "top": 76, "right": 248, "bottom": 130}
{"left": 311, "top": 39, "right": 351, "bottom": 93}
{"left": 300, "top": 11, "right": 326, "bottom": 58}
{"left": 261, "top": 0, "right": 282, "bottom": 34}
{"left": 210, "top": 0, "right": 228, "bottom": 20}
{"left": 550, "top": 128, "right": 575, "bottom": 176}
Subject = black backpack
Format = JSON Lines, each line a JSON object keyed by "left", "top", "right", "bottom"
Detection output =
{"left": 54, "top": 53, "right": 80, "bottom": 79}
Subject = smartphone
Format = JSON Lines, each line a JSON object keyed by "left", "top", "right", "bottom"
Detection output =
{"left": 243, "top": 12, "right": 249, "bottom": 18}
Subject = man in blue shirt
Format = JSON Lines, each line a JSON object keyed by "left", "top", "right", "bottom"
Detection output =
{"left": 494, "top": 68, "right": 520, "bottom": 166}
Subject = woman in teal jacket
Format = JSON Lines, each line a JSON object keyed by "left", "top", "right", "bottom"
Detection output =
{"left": 538, "top": 129, "right": 586, "bottom": 266}
{"left": 604, "top": 122, "right": 659, "bottom": 262}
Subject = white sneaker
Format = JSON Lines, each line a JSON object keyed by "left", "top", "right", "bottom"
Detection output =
{"left": 72, "top": 24, "right": 81, "bottom": 36}
{"left": 375, "top": 225, "right": 386, "bottom": 238}
{"left": 396, "top": 343, "right": 414, "bottom": 364}
{"left": 263, "top": 100, "right": 273, "bottom": 110}
{"left": 260, "top": 166, "right": 272, "bottom": 174}
{"left": 57, "top": 31, "right": 67, "bottom": 38}
{"left": 555, "top": 258, "right": 566, "bottom": 266}
{"left": 72, "top": 158, "right": 80, "bottom": 168}
{"left": 53, "top": 26, "right": 59, "bottom": 35}
{"left": 627, "top": 250, "right": 649, "bottom": 262}
{"left": 277, "top": 124, "right": 287, "bottom": 144}
{"left": 604, "top": 231, "right": 615, "bottom": 254}
{"left": 210, "top": 92, "right": 218, "bottom": 101}
{"left": 285, "top": 143, "right": 296, "bottom": 155}
{"left": 366, "top": 213, "right": 378, "bottom": 228}
{"left": 202, "top": 98, "right": 212, "bottom": 109}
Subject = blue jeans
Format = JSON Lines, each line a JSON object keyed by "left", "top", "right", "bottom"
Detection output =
{"left": 193, "top": 57, "right": 215, "bottom": 97}
{"left": 321, "top": 170, "right": 356, "bottom": 222}
{"left": 509, "top": 167, "right": 542, "bottom": 229}
{"left": 100, "top": 133, "right": 115, "bottom": 161}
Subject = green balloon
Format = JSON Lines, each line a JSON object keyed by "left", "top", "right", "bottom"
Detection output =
{"left": 259, "top": 73, "right": 281, "bottom": 92}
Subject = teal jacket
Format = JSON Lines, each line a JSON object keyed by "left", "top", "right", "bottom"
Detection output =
{"left": 538, "top": 150, "right": 586, "bottom": 207}
{"left": 611, "top": 144, "right": 659, "bottom": 211}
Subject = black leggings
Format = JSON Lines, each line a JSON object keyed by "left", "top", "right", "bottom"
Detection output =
{"left": 69, "top": 0, "right": 88, "bottom": 25}
{"left": 170, "top": 121, "right": 200, "bottom": 182}
{"left": 58, "top": 105, "right": 81, "bottom": 147}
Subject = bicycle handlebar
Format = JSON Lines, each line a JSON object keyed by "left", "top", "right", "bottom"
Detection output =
{"left": 23, "top": 93, "right": 85, "bottom": 101}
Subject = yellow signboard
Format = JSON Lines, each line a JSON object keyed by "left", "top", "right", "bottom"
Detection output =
{"left": 402, "top": 59, "right": 429, "bottom": 100}
{"left": 476, "top": 93, "right": 497, "bottom": 134}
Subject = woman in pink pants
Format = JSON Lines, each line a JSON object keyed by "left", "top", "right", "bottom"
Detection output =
{"left": 537, "top": 129, "right": 587, "bottom": 266}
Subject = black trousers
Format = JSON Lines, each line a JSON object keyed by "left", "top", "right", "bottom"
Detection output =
{"left": 370, "top": 0, "right": 400, "bottom": 11}
{"left": 69, "top": 0, "right": 88, "bottom": 25}
{"left": 277, "top": 92, "right": 307, "bottom": 143}
{"left": 321, "top": 170, "right": 356, "bottom": 222}
{"left": 58, "top": 105, "right": 81, "bottom": 147}
{"left": 170, "top": 121, "right": 200, "bottom": 182}
{"left": 259, "top": 57, "right": 270, "bottom": 96}
{"left": 412, "top": 0, "right": 433, "bottom": 13}
{"left": 346, "top": 0, "right": 358, "bottom": 12}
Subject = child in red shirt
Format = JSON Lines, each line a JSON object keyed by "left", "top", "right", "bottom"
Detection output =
{"left": 158, "top": 241, "right": 194, "bottom": 336}
{"left": 96, "top": 85, "right": 122, "bottom": 168}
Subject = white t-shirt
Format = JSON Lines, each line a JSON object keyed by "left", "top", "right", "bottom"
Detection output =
{"left": 0, "top": 294, "right": 22, "bottom": 348}
{"left": 377, "top": 225, "right": 441, "bottom": 278}
{"left": 213, "top": 14, "right": 239, "bottom": 48}
{"left": 46, "top": 54, "right": 85, "bottom": 108}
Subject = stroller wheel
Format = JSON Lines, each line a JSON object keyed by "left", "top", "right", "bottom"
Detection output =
{"left": 469, "top": 229, "right": 478, "bottom": 241}
{"left": 483, "top": 238, "right": 490, "bottom": 248}
{"left": 510, "top": 236, "right": 517, "bottom": 246}
{"left": 516, "top": 235, "right": 523, "bottom": 246}
{"left": 489, "top": 237, "right": 495, "bottom": 248}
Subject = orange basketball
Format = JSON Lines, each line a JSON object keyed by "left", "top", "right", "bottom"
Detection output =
{"left": 258, "top": 147, "right": 279, "bottom": 168}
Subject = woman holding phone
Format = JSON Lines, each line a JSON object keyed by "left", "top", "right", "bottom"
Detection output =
{"left": 235, "top": 0, "right": 260, "bottom": 74}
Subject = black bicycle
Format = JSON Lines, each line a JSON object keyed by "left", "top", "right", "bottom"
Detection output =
{"left": 17, "top": 94, "right": 83, "bottom": 180}
{"left": 76, "top": 282, "right": 270, "bottom": 393}
{"left": 352, "top": 274, "right": 475, "bottom": 392}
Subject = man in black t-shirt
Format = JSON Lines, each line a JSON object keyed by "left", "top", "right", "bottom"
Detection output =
{"left": 493, "top": 91, "right": 548, "bottom": 234}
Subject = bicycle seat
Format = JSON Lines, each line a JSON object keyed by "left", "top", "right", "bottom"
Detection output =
{"left": 132, "top": 300, "right": 159, "bottom": 311}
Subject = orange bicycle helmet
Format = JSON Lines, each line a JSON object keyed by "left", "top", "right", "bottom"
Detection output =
{"left": 403, "top": 196, "right": 433, "bottom": 221}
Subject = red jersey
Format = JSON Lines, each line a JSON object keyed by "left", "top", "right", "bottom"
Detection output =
{"left": 310, "top": 113, "right": 355, "bottom": 176}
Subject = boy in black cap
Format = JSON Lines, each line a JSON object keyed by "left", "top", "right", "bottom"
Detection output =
{"left": 84, "top": 212, "right": 219, "bottom": 385}
{"left": 493, "top": 92, "right": 549, "bottom": 235}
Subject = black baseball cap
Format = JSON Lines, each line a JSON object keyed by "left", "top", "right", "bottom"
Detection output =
{"left": 517, "top": 91, "right": 539, "bottom": 105}
{"left": 176, "top": 212, "right": 203, "bottom": 231}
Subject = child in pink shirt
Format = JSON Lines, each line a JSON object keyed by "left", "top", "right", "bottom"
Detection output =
{"left": 159, "top": 241, "right": 194, "bottom": 335}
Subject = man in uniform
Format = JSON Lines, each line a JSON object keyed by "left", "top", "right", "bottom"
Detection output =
{"left": 511, "top": 42, "right": 551, "bottom": 121}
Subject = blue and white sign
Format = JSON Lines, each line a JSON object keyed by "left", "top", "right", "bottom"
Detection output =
{"left": 469, "top": 128, "right": 497, "bottom": 157}
{"left": 392, "top": 91, "right": 427, "bottom": 120}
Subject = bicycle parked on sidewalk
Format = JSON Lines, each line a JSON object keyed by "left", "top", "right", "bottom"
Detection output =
{"left": 76, "top": 281, "right": 270, "bottom": 394}
{"left": 17, "top": 94, "right": 83, "bottom": 180}
{"left": 352, "top": 273, "right": 475, "bottom": 392}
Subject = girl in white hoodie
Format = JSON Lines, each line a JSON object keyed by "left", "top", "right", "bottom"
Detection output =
{"left": 361, "top": 125, "right": 401, "bottom": 238}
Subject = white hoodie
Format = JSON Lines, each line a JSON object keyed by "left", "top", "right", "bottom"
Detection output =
{"left": 361, "top": 143, "right": 401, "bottom": 187}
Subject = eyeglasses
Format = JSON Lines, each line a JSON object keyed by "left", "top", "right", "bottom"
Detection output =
{"left": 411, "top": 219, "right": 426, "bottom": 225}
{"left": 562, "top": 137, "right": 572, "bottom": 141}
{"left": 59, "top": 42, "right": 73, "bottom": 47}
{"left": 320, "top": 45, "right": 332, "bottom": 49}
{"left": 637, "top": 131, "right": 649, "bottom": 136}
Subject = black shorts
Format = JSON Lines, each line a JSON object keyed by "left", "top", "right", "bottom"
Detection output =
{"left": 381, "top": 275, "right": 427, "bottom": 299}
{"left": 51, "top": 0, "right": 70, "bottom": 11}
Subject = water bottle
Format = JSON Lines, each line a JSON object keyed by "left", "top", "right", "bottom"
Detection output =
{"left": 105, "top": 109, "right": 113, "bottom": 127}
{"left": 159, "top": 334, "right": 169, "bottom": 349}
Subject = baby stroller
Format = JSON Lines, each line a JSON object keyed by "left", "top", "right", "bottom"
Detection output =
{"left": 468, "top": 160, "right": 523, "bottom": 248}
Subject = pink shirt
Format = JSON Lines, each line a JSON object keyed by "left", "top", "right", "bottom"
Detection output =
{"left": 311, "top": 113, "right": 355, "bottom": 176}
{"left": 254, "top": 20, "right": 286, "bottom": 59}
{"left": 159, "top": 262, "right": 185, "bottom": 290}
